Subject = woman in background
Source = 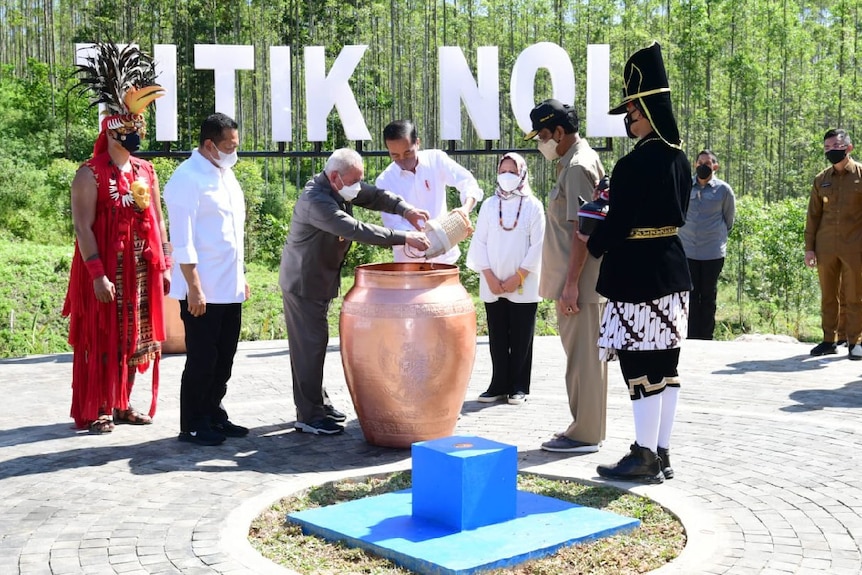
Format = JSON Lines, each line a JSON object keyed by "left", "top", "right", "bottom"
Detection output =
{"left": 467, "top": 152, "right": 545, "bottom": 405}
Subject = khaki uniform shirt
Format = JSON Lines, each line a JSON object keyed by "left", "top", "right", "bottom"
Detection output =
{"left": 539, "top": 138, "right": 606, "bottom": 304}
{"left": 805, "top": 159, "right": 862, "bottom": 255}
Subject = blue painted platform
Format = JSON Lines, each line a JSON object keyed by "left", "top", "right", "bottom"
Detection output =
{"left": 288, "top": 487, "right": 640, "bottom": 575}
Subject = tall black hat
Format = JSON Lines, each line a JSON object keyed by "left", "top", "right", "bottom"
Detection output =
{"left": 609, "top": 42, "right": 681, "bottom": 148}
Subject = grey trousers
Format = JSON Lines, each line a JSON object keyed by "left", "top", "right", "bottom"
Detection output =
{"left": 281, "top": 290, "right": 334, "bottom": 423}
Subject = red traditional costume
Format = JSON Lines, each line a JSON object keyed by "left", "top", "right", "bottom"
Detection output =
{"left": 63, "top": 42, "right": 168, "bottom": 430}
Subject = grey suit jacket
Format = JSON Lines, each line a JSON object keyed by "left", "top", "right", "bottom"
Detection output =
{"left": 279, "top": 172, "right": 413, "bottom": 299}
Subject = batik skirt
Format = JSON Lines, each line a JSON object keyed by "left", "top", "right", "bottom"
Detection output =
{"left": 597, "top": 291, "right": 689, "bottom": 362}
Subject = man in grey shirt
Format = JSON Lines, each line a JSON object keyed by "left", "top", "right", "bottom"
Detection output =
{"left": 679, "top": 149, "right": 736, "bottom": 340}
{"left": 279, "top": 148, "right": 430, "bottom": 435}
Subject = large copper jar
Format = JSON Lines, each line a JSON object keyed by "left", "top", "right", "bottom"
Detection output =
{"left": 340, "top": 263, "right": 476, "bottom": 448}
{"left": 161, "top": 296, "right": 186, "bottom": 354}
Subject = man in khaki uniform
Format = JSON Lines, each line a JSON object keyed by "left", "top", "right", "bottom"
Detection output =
{"left": 805, "top": 128, "right": 862, "bottom": 359}
{"left": 524, "top": 99, "right": 608, "bottom": 452}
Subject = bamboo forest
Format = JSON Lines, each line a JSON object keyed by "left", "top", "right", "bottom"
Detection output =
{"left": 2, "top": 0, "right": 861, "bottom": 198}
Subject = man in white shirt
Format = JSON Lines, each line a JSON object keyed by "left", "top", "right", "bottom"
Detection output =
{"left": 164, "top": 113, "right": 250, "bottom": 447}
{"left": 376, "top": 120, "right": 483, "bottom": 264}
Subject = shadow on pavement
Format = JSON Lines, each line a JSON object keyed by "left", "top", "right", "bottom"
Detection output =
{"left": 0, "top": 353, "right": 73, "bottom": 365}
{"left": 782, "top": 380, "right": 862, "bottom": 412}
{"left": 0, "top": 422, "right": 78, "bottom": 448}
{"left": 714, "top": 354, "right": 837, "bottom": 374}
{"left": 0, "top": 421, "right": 411, "bottom": 482}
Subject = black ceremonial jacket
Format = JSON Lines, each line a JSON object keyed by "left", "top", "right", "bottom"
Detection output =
{"left": 587, "top": 135, "right": 692, "bottom": 303}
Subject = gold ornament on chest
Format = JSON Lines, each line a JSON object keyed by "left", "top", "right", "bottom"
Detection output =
{"left": 130, "top": 180, "right": 151, "bottom": 210}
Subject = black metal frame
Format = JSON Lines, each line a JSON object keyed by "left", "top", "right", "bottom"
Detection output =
{"left": 135, "top": 138, "right": 614, "bottom": 159}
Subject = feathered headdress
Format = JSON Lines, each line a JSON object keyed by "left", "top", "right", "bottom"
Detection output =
{"left": 73, "top": 41, "right": 165, "bottom": 156}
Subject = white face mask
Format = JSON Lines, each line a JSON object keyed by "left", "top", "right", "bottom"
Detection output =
{"left": 537, "top": 138, "right": 560, "bottom": 161}
{"left": 496, "top": 172, "right": 522, "bottom": 195}
{"left": 337, "top": 173, "right": 362, "bottom": 201}
{"left": 212, "top": 146, "right": 238, "bottom": 169}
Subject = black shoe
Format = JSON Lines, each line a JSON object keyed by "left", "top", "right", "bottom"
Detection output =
{"left": 295, "top": 418, "right": 345, "bottom": 435}
{"left": 810, "top": 341, "right": 837, "bottom": 356}
{"left": 212, "top": 420, "right": 249, "bottom": 437}
{"left": 324, "top": 405, "right": 347, "bottom": 422}
{"left": 837, "top": 339, "right": 848, "bottom": 347}
{"left": 178, "top": 429, "right": 226, "bottom": 446}
{"left": 477, "top": 391, "right": 506, "bottom": 403}
{"left": 596, "top": 443, "right": 664, "bottom": 484}
{"left": 657, "top": 446, "right": 674, "bottom": 480}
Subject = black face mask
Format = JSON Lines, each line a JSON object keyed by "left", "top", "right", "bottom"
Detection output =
{"left": 825, "top": 148, "right": 847, "bottom": 165}
{"left": 623, "top": 112, "right": 636, "bottom": 139}
{"left": 117, "top": 131, "right": 141, "bottom": 153}
{"left": 696, "top": 164, "right": 713, "bottom": 180}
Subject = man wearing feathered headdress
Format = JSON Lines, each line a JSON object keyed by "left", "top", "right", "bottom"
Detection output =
{"left": 63, "top": 41, "right": 169, "bottom": 434}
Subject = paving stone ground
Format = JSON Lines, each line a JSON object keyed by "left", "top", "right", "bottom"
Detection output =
{"left": 1, "top": 335, "right": 861, "bottom": 574}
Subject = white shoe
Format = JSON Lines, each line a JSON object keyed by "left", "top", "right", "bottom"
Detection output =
{"left": 507, "top": 392, "right": 527, "bottom": 405}
{"left": 849, "top": 344, "right": 862, "bottom": 360}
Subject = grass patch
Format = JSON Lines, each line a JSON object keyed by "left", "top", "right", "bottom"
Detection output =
{"left": 249, "top": 471, "right": 685, "bottom": 575}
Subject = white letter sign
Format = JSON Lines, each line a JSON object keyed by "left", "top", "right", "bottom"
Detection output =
{"left": 270, "top": 46, "right": 292, "bottom": 142}
{"left": 510, "top": 42, "right": 575, "bottom": 136}
{"left": 586, "top": 44, "right": 625, "bottom": 138}
{"left": 195, "top": 44, "right": 255, "bottom": 119}
{"left": 153, "top": 44, "right": 177, "bottom": 141}
{"left": 438, "top": 47, "right": 500, "bottom": 140}
{"left": 305, "top": 45, "right": 371, "bottom": 141}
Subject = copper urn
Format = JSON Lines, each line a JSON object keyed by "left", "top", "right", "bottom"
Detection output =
{"left": 340, "top": 263, "right": 477, "bottom": 448}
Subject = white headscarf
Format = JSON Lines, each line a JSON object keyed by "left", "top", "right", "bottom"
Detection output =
{"left": 495, "top": 152, "right": 532, "bottom": 199}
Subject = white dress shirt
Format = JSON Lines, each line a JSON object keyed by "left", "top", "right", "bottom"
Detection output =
{"left": 164, "top": 150, "right": 246, "bottom": 304}
{"left": 466, "top": 193, "right": 545, "bottom": 303}
{"left": 376, "top": 149, "right": 483, "bottom": 264}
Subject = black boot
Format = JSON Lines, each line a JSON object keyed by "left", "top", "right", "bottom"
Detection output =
{"left": 596, "top": 443, "right": 664, "bottom": 484}
{"left": 657, "top": 446, "right": 674, "bottom": 480}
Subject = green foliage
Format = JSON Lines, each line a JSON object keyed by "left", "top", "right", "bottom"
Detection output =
{"left": 724, "top": 196, "right": 819, "bottom": 339}
{"left": 0, "top": 156, "right": 75, "bottom": 244}
{"left": 0, "top": 241, "right": 74, "bottom": 358}
{"left": 241, "top": 261, "right": 289, "bottom": 342}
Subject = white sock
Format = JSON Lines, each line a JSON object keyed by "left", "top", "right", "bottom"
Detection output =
{"left": 632, "top": 393, "right": 661, "bottom": 452}
{"left": 657, "top": 385, "right": 680, "bottom": 449}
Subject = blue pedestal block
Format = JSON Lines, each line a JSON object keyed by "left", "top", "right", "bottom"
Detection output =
{"left": 412, "top": 435, "right": 517, "bottom": 530}
{"left": 287, "top": 435, "right": 641, "bottom": 575}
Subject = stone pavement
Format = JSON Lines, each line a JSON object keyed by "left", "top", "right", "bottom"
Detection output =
{"left": 1, "top": 335, "right": 862, "bottom": 575}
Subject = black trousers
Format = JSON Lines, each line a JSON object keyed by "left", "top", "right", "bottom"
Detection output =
{"left": 484, "top": 299, "right": 538, "bottom": 395}
{"left": 179, "top": 300, "right": 242, "bottom": 432}
{"left": 618, "top": 348, "right": 681, "bottom": 400}
{"left": 687, "top": 258, "right": 724, "bottom": 340}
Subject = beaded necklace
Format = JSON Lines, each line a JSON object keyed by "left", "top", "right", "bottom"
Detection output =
{"left": 499, "top": 195, "right": 524, "bottom": 231}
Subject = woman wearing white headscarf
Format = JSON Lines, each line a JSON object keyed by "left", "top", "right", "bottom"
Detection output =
{"left": 467, "top": 152, "right": 546, "bottom": 404}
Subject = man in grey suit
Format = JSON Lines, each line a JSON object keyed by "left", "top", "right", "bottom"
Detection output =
{"left": 279, "top": 148, "right": 431, "bottom": 435}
